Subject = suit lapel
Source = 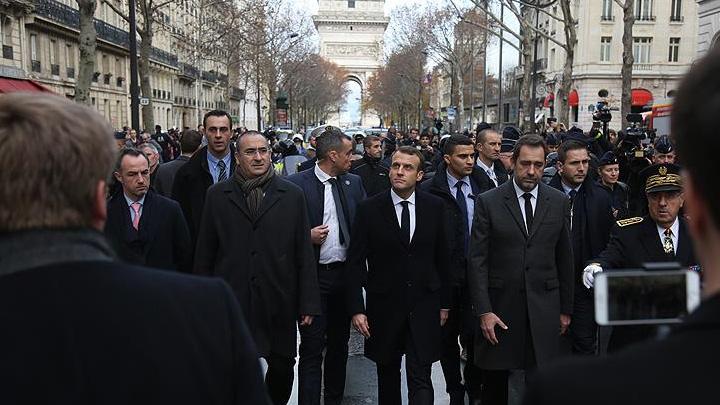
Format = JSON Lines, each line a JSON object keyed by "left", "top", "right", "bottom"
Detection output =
{"left": 225, "top": 181, "right": 252, "bottom": 220}
{"left": 528, "top": 185, "right": 550, "bottom": 240}
{"left": 256, "top": 177, "right": 283, "bottom": 222}
{"left": 639, "top": 219, "right": 668, "bottom": 262}
{"left": 138, "top": 191, "right": 155, "bottom": 253}
{"left": 676, "top": 219, "right": 695, "bottom": 265}
{"left": 381, "top": 191, "right": 407, "bottom": 248}
{"left": 502, "top": 181, "right": 528, "bottom": 238}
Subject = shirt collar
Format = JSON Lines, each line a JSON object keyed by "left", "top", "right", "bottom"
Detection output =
{"left": 314, "top": 163, "right": 335, "bottom": 183}
{"left": 476, "top": 158, "right": 494, "bottom": 174}
{"left": 124, "top": 193, "right": 146, "bottom": 206}
{"left": 446, "top": 170, "right": 470, "bottom": 190}
{"left": 207, "top": 150, "right": 230, "bottom": 166}
{"left": 657, "top": 217, "right": 680, "bottom": 237}
{"left": 513, "top": 179, "right": 538, "bottom": 199}
{"left": 560, "top": 180, "right": 582, "bottom": 195}
{"left": 391, "top": 189, "right": 416, "bottom": 206}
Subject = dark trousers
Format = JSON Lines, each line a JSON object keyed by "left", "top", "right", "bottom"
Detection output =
{"left": 265, "top": 353, "right": 295, "bottom": 405}
{"left": 460, "top": 333, "right": 483, "bottom": 402}
{"left": 376, "top": 331, "right": 434, "bottom": 405}
{"left": 298, "top": 264, "right": 350, "bottom": 405}
{"left": 439, "top": 288, "right": 465, "bottom": 405}
{"left": 570, "top": 285, "right": 597, "bottom": 355}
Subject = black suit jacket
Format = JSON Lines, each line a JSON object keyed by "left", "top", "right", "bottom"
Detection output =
{"left": 523, "top": 293, "right": 720, "bottom": 405}
{"left": 346, "top": 190, "right": 451, "bottom": 365}
{"left": 105, "top": 190, "right": 192, "bottom": 273}
{"left": 155, "top": 155, "right": 190, "bottom": 197}
{"left": 286, "top": 167, "right": 366, "bottom": 262}
{"left": 475, "top": 159, "right": 509, "bottom": 190}
{"left": 194, "top": 176, "right": 321, "bottom": 357}
{"left": 171, "top": 146, "right": 236, "bottom": 248}
{"left": 0, "top": 260, "right": 269, "bottom": 404}
{"left": 468, "top": 180, "right": 574, "bottom": 370}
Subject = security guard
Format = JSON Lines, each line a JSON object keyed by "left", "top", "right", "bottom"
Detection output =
{"left": 583, "top": 163, "right": 698, "bottom": 351}
{"left": 596, "top": 151, "right": 630, "bottom": 219}
{"left": 652, "top": 135, "right": 676, "bottom": 164}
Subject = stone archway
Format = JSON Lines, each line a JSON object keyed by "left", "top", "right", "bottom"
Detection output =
{"left": 340, "top": 75, "right": 364, "bottom": 127}
{"left": 314, "top": 0, "right": 389, "bottom": 127}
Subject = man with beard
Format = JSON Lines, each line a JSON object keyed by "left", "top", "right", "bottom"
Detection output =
{"left": 468, "top": 134, "right": 573, "bottom": 405}
{"left": 548, "top": 140, "right": 614, "bottom": 356}
{"left": 287, "top": 129, "right": 366, "bottom": 405}
{"left": 351, "top": 135, "right": 390, "bottom": 196}
{"left": 194, "top": 131, "right": 321, "bottom": 404}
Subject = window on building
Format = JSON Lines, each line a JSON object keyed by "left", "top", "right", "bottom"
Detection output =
{"left": 348, "top": 0, "right": 355, "bottom": 8}
{"left": 601, "top": 0, "right": 613, "bottom": 21}
{"left": 671, "top": 0, "right": 682, "bottom": 22}
{"left": 65, "top": 44, "right": 75, "bottom": 78}
{"left": 600, "top": 37, "right": 612, "bottom": 62}
{"left": 634, "top": 0, "right": 653, "bottom": 21}
{"left": 633, "top": 37, "right": 652, "bottom": 63}
{"left": 668, "top": 37, "right": 680, "bottom": 62}
{"left": 49, "top": 39, "right": 58, "bottom": 64}
{"left": 29, "top": 33, "right": 37, "bottom": 61}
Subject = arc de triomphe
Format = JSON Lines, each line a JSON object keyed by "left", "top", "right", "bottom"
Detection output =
{"left": 314, "top": 0, "right": 388, "bottom": 127}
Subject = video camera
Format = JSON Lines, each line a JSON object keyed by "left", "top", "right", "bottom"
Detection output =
{"left": 618, "top": 113, "right": 656, "bottom": 161}
{"left": 592, "top": 89, "right": 612, "bottom": 124}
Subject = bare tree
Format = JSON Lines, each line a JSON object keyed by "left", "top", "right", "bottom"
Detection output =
{"left": 75, "top": 0, "right": 97, "bottom": 105}
{"left": 615, "top": 0, "right": 635, "bottom": 129}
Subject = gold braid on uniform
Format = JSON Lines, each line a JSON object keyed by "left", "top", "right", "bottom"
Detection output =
{"left": 617, "top": 217, "right": 643, "bottom": 227}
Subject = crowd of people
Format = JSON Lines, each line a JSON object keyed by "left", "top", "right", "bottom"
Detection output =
{"left": 2, "top": 46, "right": 720, "bottom": 405}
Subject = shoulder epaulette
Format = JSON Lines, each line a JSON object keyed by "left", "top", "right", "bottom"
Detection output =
{"left": 616, "top": 217, "right": 643, "bottom": 227}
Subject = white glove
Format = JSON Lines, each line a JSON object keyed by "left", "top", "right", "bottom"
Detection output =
{"left": 583, "top": 264, "right": 603, "bottom": 289}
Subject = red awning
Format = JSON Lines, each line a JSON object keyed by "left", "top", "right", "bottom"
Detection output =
{"left": 568, "top": 90, "right": 579, "bottom": 107}
{"left": 631, "top": 88, "right": 653, "bottom": 107}
{"left": 543, "top": 93, "right": 554, "bottom": 108}
{"left": 0, "top": 77, "right": 51, "bottom": 94}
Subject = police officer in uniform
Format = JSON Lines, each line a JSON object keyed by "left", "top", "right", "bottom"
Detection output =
{"left": 583, "top": 163, "right": 698, "bottom": 352}
{"left": 651, "top": 135, "right": 676, "bottom": 165}
{"left": 596, "top": 151, "right": 630, "bottom": 219}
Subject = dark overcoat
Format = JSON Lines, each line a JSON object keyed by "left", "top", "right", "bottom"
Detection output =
{"left": 194, "top": 175, "right": 321, "bottom": 358}
{"left": 346, "top": 190, "right": 451, "bottom": 365}
{"left": 468, "top": 180, "right": 574, "bottom": 370}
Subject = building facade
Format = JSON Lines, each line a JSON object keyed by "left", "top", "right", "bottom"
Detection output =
{"left": 0, "top": 0, "right": 256, "bottom": 131}
{"left": 534, "top": 0, "right": 697, "bottom": 130}
{"left": 698, "top": 0, "right": 720, "bottom": 55}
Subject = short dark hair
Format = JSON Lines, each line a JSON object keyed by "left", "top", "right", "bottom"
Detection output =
{"left": 556, "top": 140, "right": 588, "bottom": 163}
{"left": 443, "top": 135, "right": 474, "bottom": 156}
{"left": 115, "top": 147, "right": 149, "bottom": 172}
{"left": 202, "top": 110, "right": 232, "bottom": 129}
{"left": 315, "top": 129, "right": 349, "bottom": 160}
{"left": 363, "top": 135, "right": 380, "bottom": 149}
{"left": 180, "top": 129, "right": 202, "bottom": 154}
{"left": 512, "top": 134, "right": 547, "bottom": 161}
{"left": 392, "top": 145, "right": 425, "bottom": 170}
{"left": 477, "top": 128, "right": 500, "bottom": 145}
{"left": 235, "top": 130, "right": 268, "bottom": 149}
{"left": 419, "top": 132, "right": 432, "bottom": 140}
{"left": 673, "top": 44, "right": 720, "bottom": 229}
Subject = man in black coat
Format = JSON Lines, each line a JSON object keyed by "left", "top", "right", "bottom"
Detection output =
{"left": 287, "top": 129, "right": 366, "bottom": 405}
{"left": 475, "top": 127, "right": 509, "bottom": 189}
{"left": 155, "top": 129, "right": 202, "bottom": 197}
{"left": 195, "top": 131, "right": 321, "bottom": 404}
{"left": 548, "top": 140, "right": 614, "bottom": 355}
{"left": 348, "top": 146, "right": 451, "bottom": 405}
{"left": 171, "top": 110, "right": 236, "bottom": 251}
{"left": 0, "top": 93, "right": 268, "bottom": 404}
{"left": 523, "top": 47, "right": 717, "bottom": 405}
{"left": 350, "top": 135, "right": 390, "bottom": 196}
{"left": 468, "top": 135, "right": 574, "bottom": 405}
{"left": 105, "top": 148, "right": 192, "bottom": 273}
{"left": 582, "top": 163, "right": 697, "bottom": 352}
{"left": 420, "top": 135, "right": 489, "bottom": 404}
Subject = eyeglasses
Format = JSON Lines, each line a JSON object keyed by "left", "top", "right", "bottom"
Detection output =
{"left": 240, "top": 148, "right": 269, "bottom": 157}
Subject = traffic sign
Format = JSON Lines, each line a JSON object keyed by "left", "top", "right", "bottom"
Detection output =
{"left": 140, "top": 97, "right": 150, "bottom": 106}
{"left": 447, "top": 107, "right": 456, "bottom": 121}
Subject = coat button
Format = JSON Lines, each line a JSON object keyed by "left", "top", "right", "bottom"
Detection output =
{"left": 251, "top": 251, "right": 257, "bottom": 257}
{"left": 407, "top": 282, "right": 412, "bottom": 287}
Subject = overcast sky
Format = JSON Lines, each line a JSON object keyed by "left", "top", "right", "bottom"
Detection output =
{"left": 293, "top": 0, "right": 428, "bottom": 15}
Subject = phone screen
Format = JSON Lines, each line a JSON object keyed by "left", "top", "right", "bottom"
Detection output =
{"left": 607, "top": 273, "right": 688, "bottom": 322}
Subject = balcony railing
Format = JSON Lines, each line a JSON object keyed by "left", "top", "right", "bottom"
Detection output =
{"left": 230, "top": 87, "right": 245, "bottom": 100}
{"left": 2, "top": 45, "right": 12, "bottom": 59}
{"left": 534, "top": 58, "right": 547, "bottom": 71}
{"left": 633, "top": 63, "right": 652, "bottom": 71}
{"left": 179, "top": 62, "right": 199, "bottom": 79}
{"left": 149, "top": 47, "right": 178, "bottom": 68}
{"left": 202, "top": 70, "right": 218, "bottom": 82}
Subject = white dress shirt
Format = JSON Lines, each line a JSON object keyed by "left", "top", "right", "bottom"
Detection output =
{"left": 656, "top": 217, "right": 680, "bottom": 255}
{"left": 391, "top": 189, "right": 416, "bottom": 242}
{"left": 315, "top": 164, "right": 346, "bottom": 264}
{"left": 123, "top": 193, "right": 146, "bottom": 224}
{"left": 476, "top": 158, "right": 498, "bottom": 187}
{"left": 446, "top": 170, "right": 475, "bottom": 235}
{"left": 513, "top": 179, "right": 538, "bottom": 233}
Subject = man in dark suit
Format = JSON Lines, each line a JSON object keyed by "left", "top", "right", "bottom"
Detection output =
{"left": 0, "top": 93, "right": 268, "bottom": 404}
{"left": 468, "top": 134, "right": 574, "bottom": 405}
{"left": 171, "top": 110, "right": 236, "bottom": 250}
{"left": 420, "top": 135, "right": 489, "bottom": 404}
{"left": 475, "top": 127, "right": 509, "bottom": 189}
{"left": 287, "top": 129, "right": 366, "bottom": 405}
{"left": 522, "top": 46, "right": 717, "bottom": 405}
{"left": 348, "top": 146, "right": 450, "bottom": 405}
{"left": 582, "top": 163, "right": 697, "bottom": 351}
{"left": 548, "top": 140, "right": 614, "bottom": 355}
{"left": 194, "top": 131, "right": 321, "bottom": 404}
{"left": 105, "top": 148, "right": 192, "bottom": 272}
{"left": 155, "top": 129, "right": 202, "bottom": 197}
{"left": 350, "top": 135, "right": 390, "bottom": 196}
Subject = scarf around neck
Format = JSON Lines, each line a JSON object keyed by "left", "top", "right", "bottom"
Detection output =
{"left": 234, "top": 167, "right": 275, "bottom": 219}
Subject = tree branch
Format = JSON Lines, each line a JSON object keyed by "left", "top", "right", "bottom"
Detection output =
{"left": 102, "top": 0, "right": 129, "bottom": 24}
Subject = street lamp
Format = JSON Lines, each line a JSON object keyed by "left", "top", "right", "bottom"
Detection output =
{"left": 128, "top": 0, "right": 140, "bottom": 131}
